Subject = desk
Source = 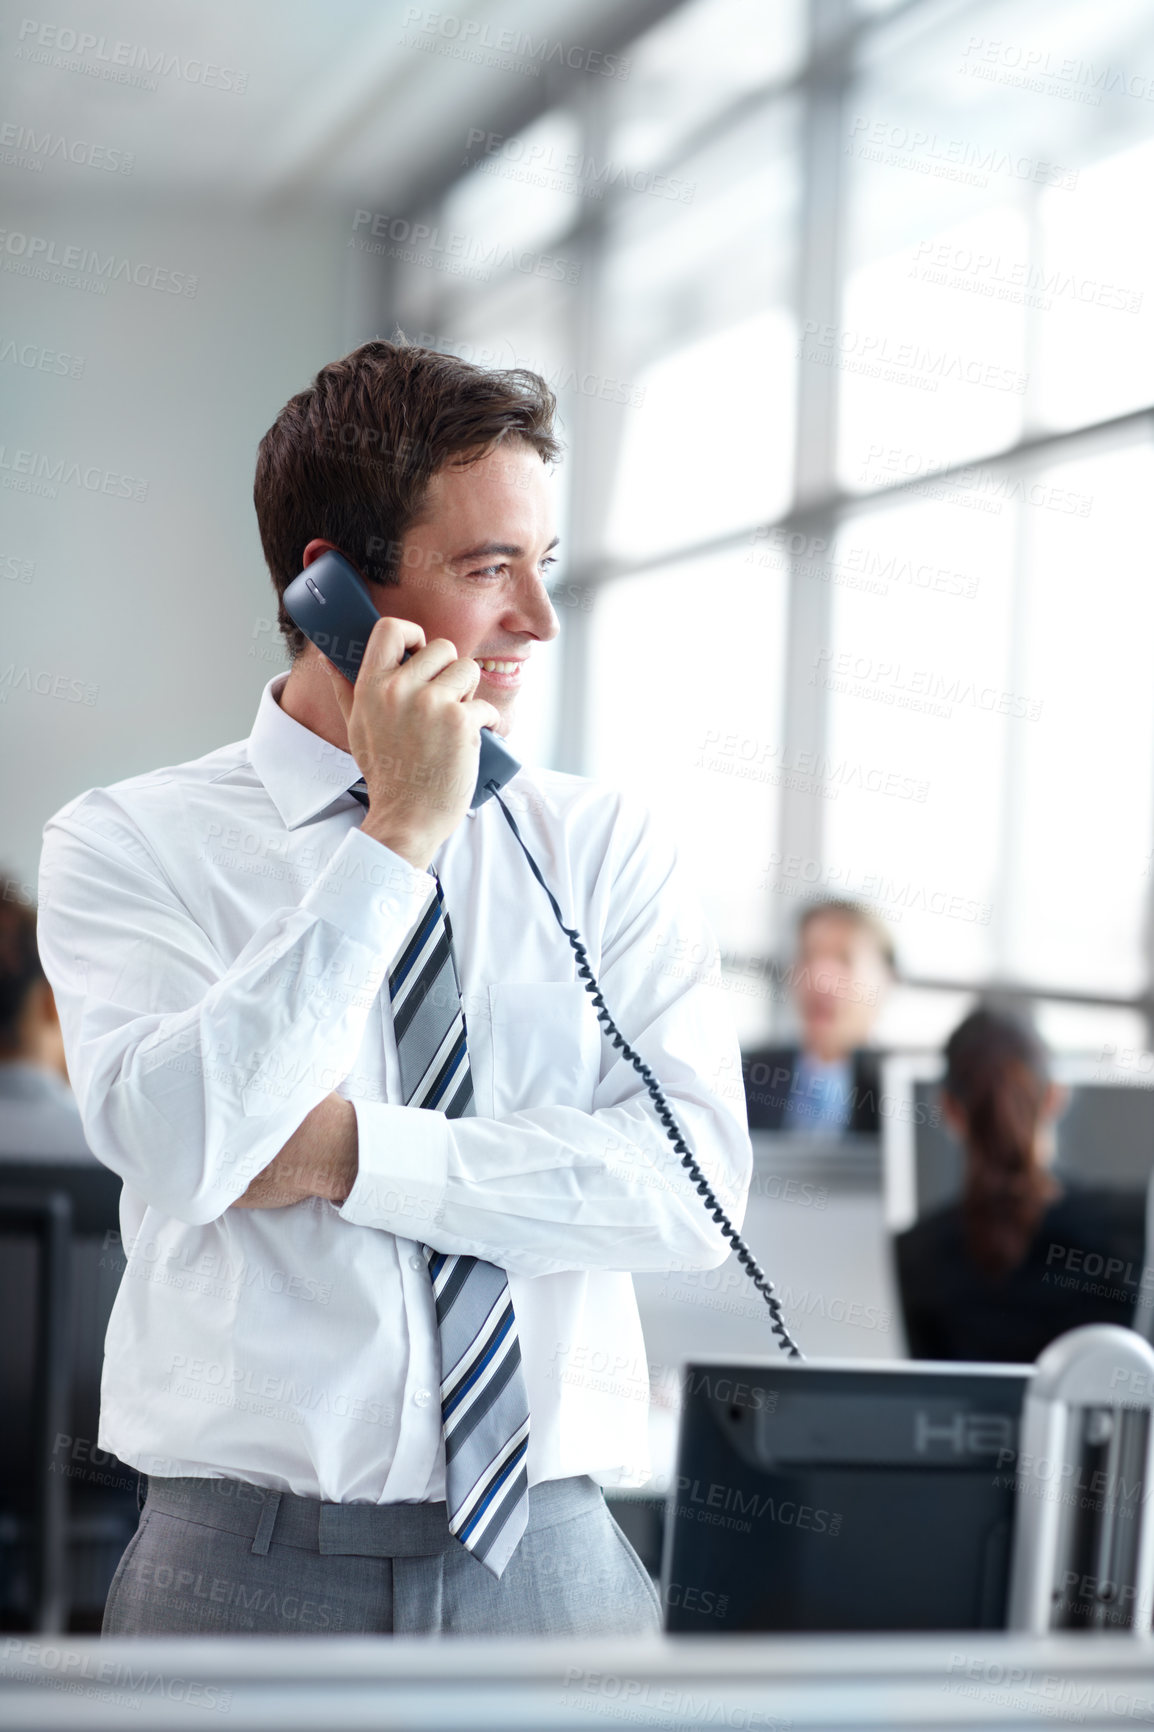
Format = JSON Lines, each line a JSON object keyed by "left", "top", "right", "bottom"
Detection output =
{"left": 2, "top": 1632, "right": 1152, "bottom": 1728}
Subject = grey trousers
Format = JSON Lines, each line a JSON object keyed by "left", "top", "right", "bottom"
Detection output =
{"left": 102, "top": 1473, "right": 662, "bottom": 1637}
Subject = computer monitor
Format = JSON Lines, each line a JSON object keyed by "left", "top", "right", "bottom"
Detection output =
{"left": 662, "top": 1356, "right": 1030, "bottom": 1633}
{"left": 880, "top": 1054, "right": 1154, "bottom": 1231}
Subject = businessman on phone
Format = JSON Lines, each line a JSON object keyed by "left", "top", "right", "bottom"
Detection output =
{"left": 37, "top": 338, "right": 752, "bottom": 1636}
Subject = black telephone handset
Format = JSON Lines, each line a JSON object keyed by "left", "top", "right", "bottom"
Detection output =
{"left": 284, "top": 548, "right": 801, "bottom": 1357}
{"left": 283, "top": 548, "right": 520, "bottom": 811}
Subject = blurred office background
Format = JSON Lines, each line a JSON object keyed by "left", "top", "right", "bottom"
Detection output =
{"left": 4, "top": 0, "right": 1154, "bottom": 1056}
{"left": 4, "top": 0, "right": 1154, "bottom": 1622}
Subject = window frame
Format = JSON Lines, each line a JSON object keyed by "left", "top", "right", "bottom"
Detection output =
{"left": 373, "top": 0, "right": 1154, "bottom": 1047}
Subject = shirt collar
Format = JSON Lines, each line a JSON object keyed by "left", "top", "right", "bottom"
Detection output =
{"left": 796, "top": 1050, "right": 852, "bottom": 1081}
{"left": 247, "top": 671, "right": 479, "bottom": 831}
{"left": 247, "top": 671, "right": 364, "bottom": 831}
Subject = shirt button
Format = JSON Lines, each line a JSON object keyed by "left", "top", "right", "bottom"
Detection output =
{"left": 412, "top": 1388, "right": 434, "bottom": 1409}
{"left": 409, "top": 1255, "right": 424, "bottom": 1272}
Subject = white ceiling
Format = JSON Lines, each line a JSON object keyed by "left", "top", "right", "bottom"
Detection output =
{"left": 5, "top": 0, "right": 661, "bottom": 209}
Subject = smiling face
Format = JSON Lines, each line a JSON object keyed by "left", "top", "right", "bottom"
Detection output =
{"left": 382, "top": 436, "right": 561, "bottom": 733}
{"left": 282, "top": 433, "right": 561, "bottom": 751}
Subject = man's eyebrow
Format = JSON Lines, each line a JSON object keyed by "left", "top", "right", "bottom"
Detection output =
{"left": 449, "top": 536, "right": 560, "bottom": 564}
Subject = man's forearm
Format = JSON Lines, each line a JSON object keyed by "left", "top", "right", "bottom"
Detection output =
{"left": 339, "top": 1088, "right": 751, "bottom": 1277}
{"left": 232, "top": 1091, "right": 358, "bottom": 1209}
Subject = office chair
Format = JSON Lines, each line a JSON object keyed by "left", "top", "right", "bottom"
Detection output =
{"left": 1131, "top": 1166, "right": 1154, "bottom": 1344}
{"left": 0, "top": 1162, "right": 136, "bottom": 1633}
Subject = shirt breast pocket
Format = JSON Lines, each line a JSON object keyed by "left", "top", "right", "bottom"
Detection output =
{"left": 487, "top": 981, "right": 604, "bottom": 1118}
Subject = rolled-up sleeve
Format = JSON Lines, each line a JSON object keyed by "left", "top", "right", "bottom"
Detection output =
{"left": 339, "top": 793, "right": 752, "bottom": 1277}
{"left": 37, "top": 792, "right": 432, "bottom": 1225}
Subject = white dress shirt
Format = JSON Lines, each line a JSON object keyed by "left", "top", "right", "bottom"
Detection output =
{"left": 36, "top": 671, "right": 752, "bottom": 1503}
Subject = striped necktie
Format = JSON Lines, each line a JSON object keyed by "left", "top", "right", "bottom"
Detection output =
{"left": 349, "top": 777, "right": 530, "bottom": 1577}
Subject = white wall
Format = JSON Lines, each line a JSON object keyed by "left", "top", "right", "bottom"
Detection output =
{"left": 2, "top": 192, "right": 353, "bottom": 895}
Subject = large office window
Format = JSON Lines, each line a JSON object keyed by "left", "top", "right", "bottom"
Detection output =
{"left": 378, "top": 0, "right": 1154, "bottom": 1055}
{"left": 587, "top": 545, "right": 788, "bottom": 964}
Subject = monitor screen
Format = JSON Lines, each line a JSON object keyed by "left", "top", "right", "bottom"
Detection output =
{"left": 663, "top": 1357, "right": 1030, "bottom": 1633}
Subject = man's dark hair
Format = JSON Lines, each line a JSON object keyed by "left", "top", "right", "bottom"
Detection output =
{"left": 254, "top": 337, "right": 563, "bottom": 661}
{"left": 0, "top": 878, "right": 44, "bottom": 1052}
{"left": 797, "top": 898, "right": 897, "bottom": 975}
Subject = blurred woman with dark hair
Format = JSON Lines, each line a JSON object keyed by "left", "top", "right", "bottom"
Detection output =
{"left": 0, "top": 874, "right": 92, "bottom": 1159}
{"left": 895, "top": 1007, "right": 1147, "bottom": 1362}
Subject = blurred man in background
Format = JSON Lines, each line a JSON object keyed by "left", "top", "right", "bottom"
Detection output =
{"left": 742, "top": 898, "right": 895, "bottom": 1137}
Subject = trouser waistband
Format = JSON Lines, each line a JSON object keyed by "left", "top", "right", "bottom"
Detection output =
{"left": 140, "top": 1473, "right": 602, "bottom": 1558}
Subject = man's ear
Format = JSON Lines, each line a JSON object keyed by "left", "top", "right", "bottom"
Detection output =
{"left": 301, "top": 538, "right": 340, "bottom": 569}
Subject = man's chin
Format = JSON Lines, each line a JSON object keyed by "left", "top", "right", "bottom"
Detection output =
{"left": 488, "top": 703, "right": 515, "bottom": 740}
